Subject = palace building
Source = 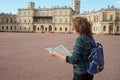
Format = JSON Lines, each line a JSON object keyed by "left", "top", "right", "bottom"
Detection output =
{"left": 0, "top": 0, "right": 120, "bottom": 34}
{"left": 80, "top": 5, "right": 120, "bottom": 35}
{"left": 0, "top": 0, "right": 80, "bottom": 33}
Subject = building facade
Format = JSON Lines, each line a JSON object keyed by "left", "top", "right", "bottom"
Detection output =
{"left": 80, "top": 6, "right": 120, "bottom": 35}
{"left": 0, "top": 1, "right": 120, "bottom": 35}
{"left": 17, "top": 3, "right": 75, "bottom": 33}
{"left": 0, "top": 0, "right": 81, "bottom": 33}
{"left": 0, "top": 13, "right": 18, "bottom": 32}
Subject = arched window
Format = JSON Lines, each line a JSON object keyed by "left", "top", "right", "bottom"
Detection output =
{"left": 2, "top": 26, "right": 4, "bottom": 29}
{"left": 55, "top": 27, "right": 57, "bottom": 31}
{"left": 11, "top": 26, "right": 12, "bottom": 30}
{"left": 45, "top": 27, "right": 47, "bottom": 32}
{"left": 65, "top": 27, "right": 67, "bottom": 31}
{"left": 60, "top": 27, "right": 62, "bottom": 31}
{"left": 117, "top": 26, "right": 119, "bottom": 32}
{"left": 15, "top": 26, "right": 16, "bottom": 30}
{"left": 103, "top": 26, "right": 106, "bottom": 31}
{"left": 40, "top": 25, "right": 44, "bottom": 32}
{"left": 49, "top": 25, "right": 52, "bottom": 32}
{"left": 38, "top": 27, "right": 39, "bottom": 30}
{"left": 6, "top": 26, "right": 8, "bottom": 30}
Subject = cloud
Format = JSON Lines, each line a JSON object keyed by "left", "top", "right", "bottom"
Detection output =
{"left": 116, "top": 0, "right": 120, "bottom": 4}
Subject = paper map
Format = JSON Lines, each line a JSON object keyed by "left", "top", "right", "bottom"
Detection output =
{"left": 46, "top": 45, "right": 72, "bottom": 56}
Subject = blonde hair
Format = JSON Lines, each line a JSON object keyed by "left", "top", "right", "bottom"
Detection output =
{"left": 73, "top": 17, "right": 93, "bottom": 38}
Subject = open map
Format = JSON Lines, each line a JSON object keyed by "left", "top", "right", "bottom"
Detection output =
{"left": 46, "top": 45, "right": 72, "bottom": 56}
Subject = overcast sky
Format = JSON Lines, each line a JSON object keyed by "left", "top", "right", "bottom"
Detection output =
{"left": 0, "top": 0, "right": 120, "bottom": 14}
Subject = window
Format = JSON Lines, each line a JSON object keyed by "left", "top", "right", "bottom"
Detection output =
{"left": 60, "top": 19, "right": 62, "bottom": 23}
{"left": 6, "top": 18, "right": 9, "bottom": 23}
{"left": 65, "top": 19, "right": 67, "bottom": 23}
{"left": 54, "top": 11, "right": 57, "bottom": 14}
{"left": 28, "top": 12, "right": 30, "bottom": 16}
{"left": 96, "top": 16, "right": 98, "bottom": 22}
{"left": 65, "top": 27, "right": 67, "bottom": 31}
{"left": 55, "top": 27, "right": 57, "bottom": 31}
{"left": 103, "top": 13, "right": 107, "bottom": 21}
{"left": 2, "top": 18, "right": 4, "bottom": 23}
{"left": 41, "top": 25, "right": 44, "bottom": 31}
{"left": 42, "top": 12, "right": 44, "bottom": 16}
{"left": 47, "top": 20, "right": 49, "bottom": 23}
{"left": 24, "top": 12, "right": 26, "bottom": 16}
{"left": 24, "top": 27, "right": 26, "bottom": 30}
{"left": 93, "top": 27, "right": 95, "bottom": 31}
{"left": 46, "top": 12, "right": 49, "bottom": 16}
{"left": 15, "top": 26, "right": 16, "bottom": 30}
{"left": 55, "top": 19, "right": 57, "bottom": 23}
{"left": 29, "top": 27, "right": 30, "bottom": 30}
{"left": 20, "top": 27, "right": 21, "bottom": 30}
{"left": 45, "top": 27, "right": 47, "bottom": 32}
{"left": 38, "top": 28, "right": 39, "bottom": 30}
{"left": 103, "top": 26, "right": 106, "bottom": 31}
{"left": 2, "top": 26, "right": 4, "bottom": 29}
{"left": 51, "top": 12, "right": 53, "bottom": 15}
{"left": 110, "top": 15, "right": 113, "bottom": 21}
{"left": 117, "top": 26, "right": 119, "bottom": 32}
{"left": 24, "top": 19, "right": 26, "bottom": 23}
{"left": 6, "top": 26, "right": 8, "bottom": 29}
{"left": 65, "top": 11, "right": 68, "bottom": 15}
{"left": 116, "top": 12, "right": 119, "bottom": 20}
{"left": 19, "top": 12, "right": 21, "bottom": 15}
{"left": 60, "top": 11, "right": 62, "bottom": 14}
{"left": 14, "top": 20, "right": 16, "bottom": 23}
{"left": 29, "top": 19, "right": 30, "bottom": 23}
{"left": 11, "top": 18, "right": 12, "bottom": 23}
{"left": 19, "top": 19, "right": 21, "bottom": 23}
{"left": 60, "top": 27, "right": 62, "bottom": 31}
{"left": 11, "top": 26, "right": 12, "bottom": 30}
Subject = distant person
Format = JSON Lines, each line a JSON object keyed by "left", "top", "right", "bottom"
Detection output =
{"left": 49, "top": 17, "right": 94, "bottom": 80}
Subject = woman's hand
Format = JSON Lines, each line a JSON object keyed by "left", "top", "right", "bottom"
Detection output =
{"left": 49, "top": 51, "right": 58, "bottom": 57}
{"left": 49, "top": 51, "right": 66, "bottom": 61}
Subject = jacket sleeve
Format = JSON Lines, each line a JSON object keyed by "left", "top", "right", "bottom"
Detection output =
{"left": 66, "top": 37, "right": 84, "bottom": 64}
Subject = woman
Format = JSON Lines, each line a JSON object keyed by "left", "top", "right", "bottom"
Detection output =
{"left": 49, "top": 17, "right": 94, "bottom": 80}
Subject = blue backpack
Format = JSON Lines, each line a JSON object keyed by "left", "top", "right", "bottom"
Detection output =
{"left": 84, "top": 36, "right": 104, "bottom": 75}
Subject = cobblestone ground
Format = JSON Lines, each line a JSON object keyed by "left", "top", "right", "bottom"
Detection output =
{"left": 0, "top": 32, "right": 120, "bottom": 80}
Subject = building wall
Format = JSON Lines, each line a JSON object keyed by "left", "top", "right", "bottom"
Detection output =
{"left": 0, "top": 14, "right": 18, "bottom": 32}
{"left": 80, "top": 9, "right": 120, "bottom": 35}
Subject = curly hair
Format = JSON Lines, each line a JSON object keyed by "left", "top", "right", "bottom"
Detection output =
{"left": 73, "top": 17, "right": 93, "bottom": 38}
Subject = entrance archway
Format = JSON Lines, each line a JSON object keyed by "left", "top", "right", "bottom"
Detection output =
{"left": 41, "top": 25, "right": 44, "bottom": 33}
{"left": 48, "top": 25, "right": 52, "bottom": 32}
{"left": 45, "top": 27, "right": 47, "bottom": 32}
{"left": 109, "top": 25, "right": 113, "bottom": 34}
{"left": 33, "top": 25, "right": 36, "bottom": 32}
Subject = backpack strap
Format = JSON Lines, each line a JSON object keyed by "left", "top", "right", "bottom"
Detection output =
{"left": 83, "top": 36, "right": 96, "bottom": 47}
{"left": 83, "top": 36, "right": 96, "bottom": 60}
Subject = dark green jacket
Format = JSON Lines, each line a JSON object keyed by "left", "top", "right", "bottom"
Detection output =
{"left": 66, "top": 35, "right": 93, "bottom": 75}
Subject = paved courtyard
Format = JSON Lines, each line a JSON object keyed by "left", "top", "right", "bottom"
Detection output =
{"left": 0, "top": 32, "right": 120, "bottom": 80}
